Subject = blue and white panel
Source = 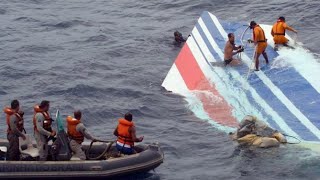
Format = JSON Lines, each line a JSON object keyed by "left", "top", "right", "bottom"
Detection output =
{"left": 162, "top": 11, "right": 320, "bottom": 142}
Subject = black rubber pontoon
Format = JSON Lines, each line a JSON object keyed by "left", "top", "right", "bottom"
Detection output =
{"left": 0, "top": 139, "right": 164, "bottom": 179}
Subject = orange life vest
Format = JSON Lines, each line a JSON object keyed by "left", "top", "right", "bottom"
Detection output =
{"left": 4, "top": 107, "right": 24, "bottom": 133}
{"left": 272, "top": 20, "right": 288, "bottom": 44}
{"left": 117, "top": 118, "right": 134, "bottom": 146}
{"left": 33, "top": 105, "right": 52, "bottom": 132}
{"left": 67, "top": 116, "right": 84, "bottom": 144}
{"left": 253, "top": 25, "right": 266, "bottom": 43}
{"left": 272, "top": 20, "right": 286, "bottom": 36}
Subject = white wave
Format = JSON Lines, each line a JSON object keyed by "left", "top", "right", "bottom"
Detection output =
{"left": 208, "top": 12, "right": 317, "bottom": 139}
{"left": 185, "top": 94, "right": 236, "bottom": 133}
{"left": 192, "top": 90, "right": 223, "bottom": 105}
{"left": 189, "top": 26, "right": 284, "bottom": 132}
{"left": 261, "top": 24, "right": 320, "bottom": 94}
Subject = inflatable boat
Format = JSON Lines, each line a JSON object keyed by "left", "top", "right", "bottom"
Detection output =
{"left": 0, "top": 139, "right": 164, "bottom": 179}
{"left": 0, "top": 110, "right": 163, "bottom": 178}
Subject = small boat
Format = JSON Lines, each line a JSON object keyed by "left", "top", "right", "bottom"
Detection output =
{"left": 0, "top": 139, "right": 164, "bottom": 179}
{"left": 0, "top": 110, "right": 163, "bottom": 179}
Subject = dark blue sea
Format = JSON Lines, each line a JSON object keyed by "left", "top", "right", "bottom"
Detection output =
{"left": 1, "top": 0, "right": 320, "bottom": 179}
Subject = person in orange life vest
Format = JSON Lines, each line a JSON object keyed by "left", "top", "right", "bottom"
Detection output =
{"left": 248, "top": 21, "right": 269, "bottom": 71}
{"left": 33, "top": 100, "right": 56, "bottom": 161}
{"left": 4, "top": 100, "right": 26, "bottom": 160}
{"left": 113, "top": 113, "right": 144, "bottom": 155}
{"left": 67, "top": 110, "right": 97, "bottom": 160}
{"left": 271, "top": 16, "right": 297, "bottom": 48}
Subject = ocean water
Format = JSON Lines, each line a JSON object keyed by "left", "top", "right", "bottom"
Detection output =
{"left": 0, "top": 0, "right": 320, "bottom": 179}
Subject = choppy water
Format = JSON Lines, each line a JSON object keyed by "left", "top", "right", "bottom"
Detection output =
{"left": 1, "top": 0, "right": 320, "bottom": 179}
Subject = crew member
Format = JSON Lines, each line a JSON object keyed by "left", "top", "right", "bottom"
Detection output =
{"left": 224, "top": 33, "right": 244, "bottom": 66}
{"left": 174, "top": 31, "right": 186, "bottom": 43}
{"left": 67, "top": 110, "right": 96, "bottom": 160}
{"left": 271, "top": 16, "right": 297, "bottom": 49}
{"left": 33, "top": 100, "right": 56, "bottom": 161}
{"left": 248, "top": 21, "right": 269, "bottom": 71}
{"left": 4, "top": 100, "right": 26, "bottom": 160}
{"left": 113, "top": 113, "right": 144, "bottom": 155}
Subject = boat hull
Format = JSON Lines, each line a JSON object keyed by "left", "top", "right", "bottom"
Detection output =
{"left": 0, "top": 139, "right": 164, "bottom": 179}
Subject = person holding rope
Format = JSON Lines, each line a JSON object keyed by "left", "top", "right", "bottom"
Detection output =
{"left": 271, "top": 16, "right": 297, "bottom": 50}
{"left": 113, "top": 113, "right": 144, "bottom": 155}
{"left": 224, "top": 33, "right": 244, "bottom": 66}
{"left": 67, "top": 110, "right": 97, "bottom": 160}
{"left": 248, "top": 21, "right": 269, "bottom": 71}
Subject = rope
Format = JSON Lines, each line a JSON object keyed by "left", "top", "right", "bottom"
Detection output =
{"left": 240, "top": 25, "right": 250, "bottom": 47}
{"left": 293, "top": 33, "right": 298, "bottom": 46}
{"left": 282, "top": 133, "right": 301, "bottom": 144}
{"left": 86, "top": 139, "right": 115, "bottom": 160}
{"left": 246, "top": 45, "right": 256, "bottom": 80}
{"left": 239, "top": 25, "right": 250, "bottom": 61}
{"left": 239, "top": 25, "right": 256, "bottom": 80}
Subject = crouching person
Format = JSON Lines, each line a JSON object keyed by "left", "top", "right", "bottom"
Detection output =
{"left": 67, "top": 110, "right": 96, "bottom": 160}
{"left": 230, "top": 115, "right": 286, "bottom": 148}
{"left": 113, "top": 113, "right": 144, "bottom": 155}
